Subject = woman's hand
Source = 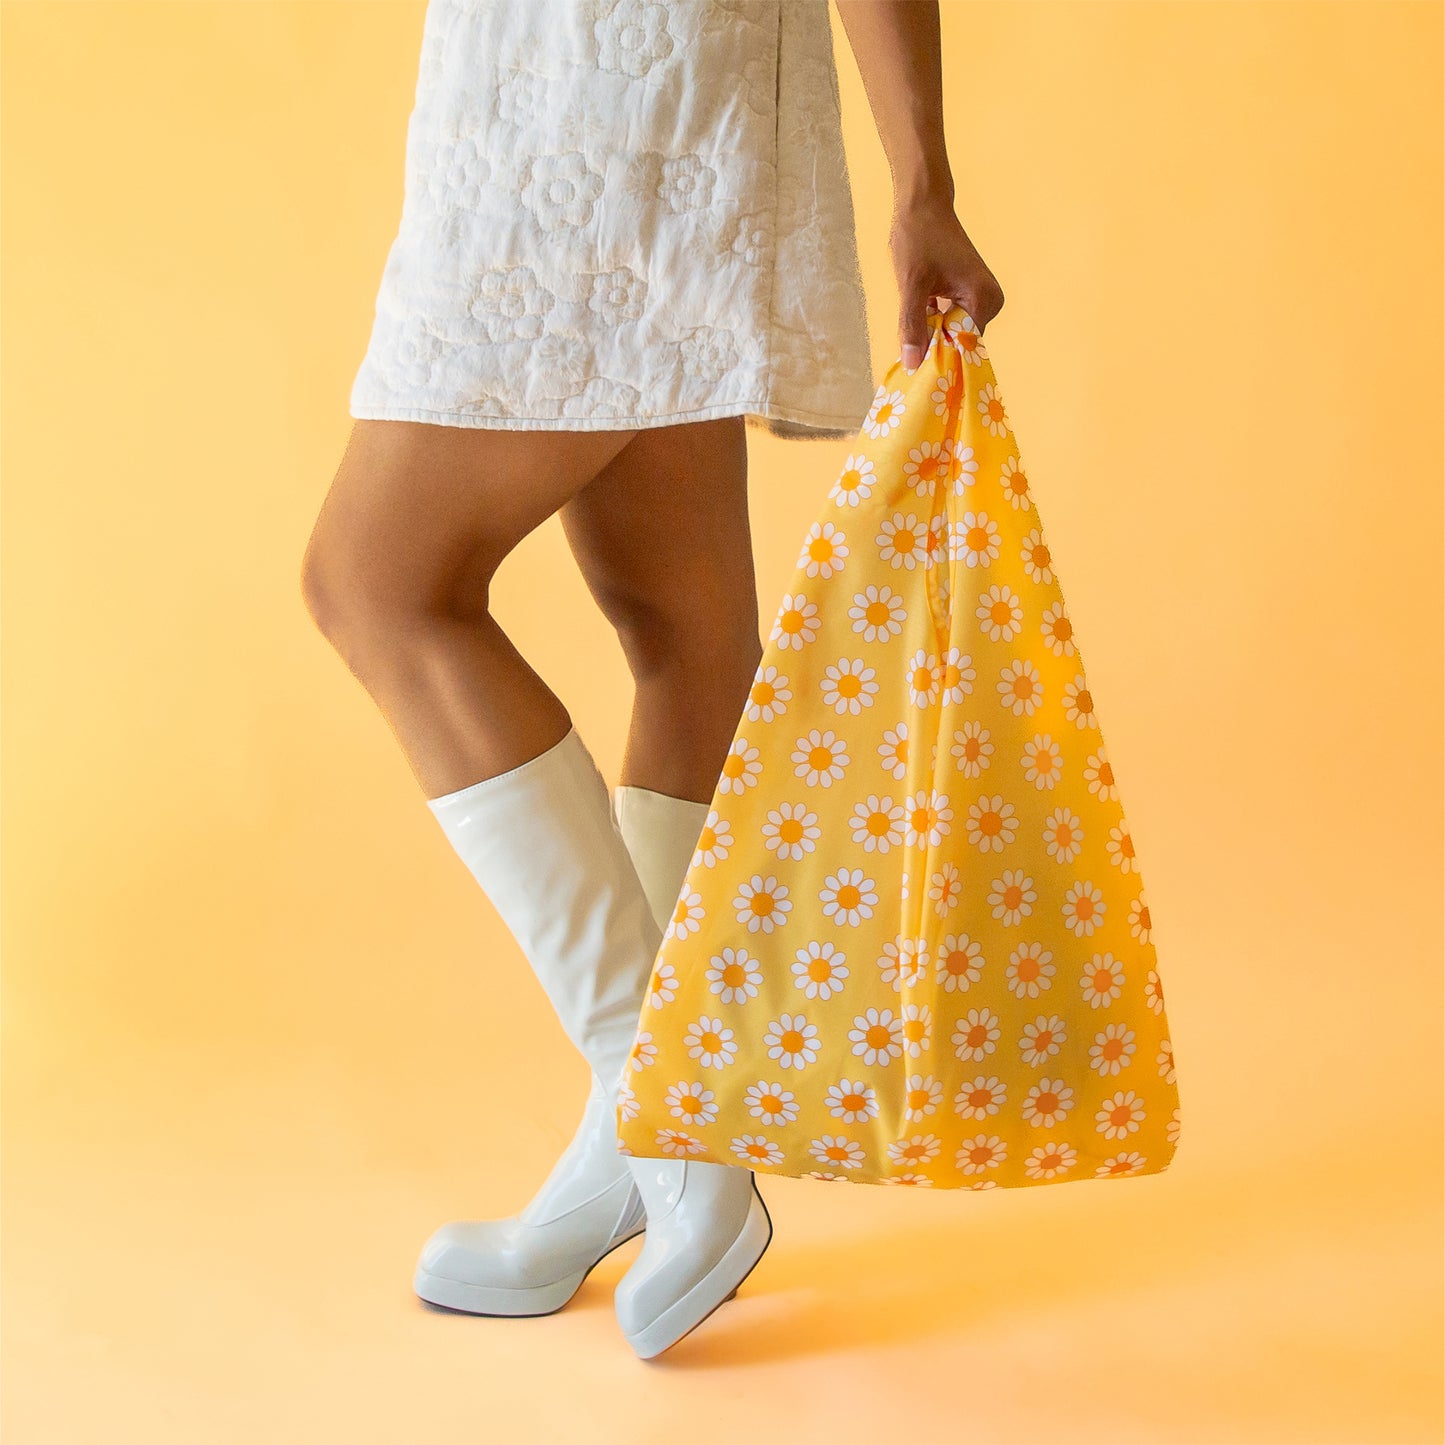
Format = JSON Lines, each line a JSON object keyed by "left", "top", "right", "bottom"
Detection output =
{"left": 890, "top": 191, "right": 1005, "bottom": 371}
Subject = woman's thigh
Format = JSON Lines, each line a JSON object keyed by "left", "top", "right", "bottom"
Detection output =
{"left": 301, "top": 417, "right": 641, "bottom": 630}
{"left": 557, "top": 414, "right": 760, "bottom": 671}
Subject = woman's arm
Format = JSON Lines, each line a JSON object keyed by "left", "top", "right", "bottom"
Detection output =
{"left": 834, "top": 0, "right": 1004, "bottom": 367}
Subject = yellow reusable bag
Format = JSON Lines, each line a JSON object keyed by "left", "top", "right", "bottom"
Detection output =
{"left": 615, "top": 299, "right": 1181, "bottom": 1191}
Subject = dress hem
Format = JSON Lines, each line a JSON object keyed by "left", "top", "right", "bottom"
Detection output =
{"left": 347, "top": 395, "right": 870, "bottom": 440}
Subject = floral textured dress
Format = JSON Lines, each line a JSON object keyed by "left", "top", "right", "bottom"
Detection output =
{"left": 349, "top": 0, "right": 876, "bottom": 439}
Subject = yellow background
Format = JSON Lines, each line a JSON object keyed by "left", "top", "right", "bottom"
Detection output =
{"left": 3, "top": 2, "right": 1440, "bottom": 1441}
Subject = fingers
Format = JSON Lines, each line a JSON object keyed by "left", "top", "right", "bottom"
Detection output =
{"left": 898, "top": 293, "right": 934, "bottom": 373}
{"left": 900, "top": 291, "right": 964, "bottom": 371}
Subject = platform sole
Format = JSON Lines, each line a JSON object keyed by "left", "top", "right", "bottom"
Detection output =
{"left": 414, "top": 1223, "right": 646, "bottom": 1318}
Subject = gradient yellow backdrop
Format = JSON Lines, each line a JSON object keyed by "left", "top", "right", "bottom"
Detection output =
{"left": 4, "top": 3, "right": 1441, "bottom": 1442}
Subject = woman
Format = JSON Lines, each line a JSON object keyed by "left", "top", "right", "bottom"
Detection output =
{"left": 301, "top": 0, "right": 1003, "bottom": 1359}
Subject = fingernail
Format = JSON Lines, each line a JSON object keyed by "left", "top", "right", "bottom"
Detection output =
{"left": 902, "top": 345, "right": 921, "bottom": 372}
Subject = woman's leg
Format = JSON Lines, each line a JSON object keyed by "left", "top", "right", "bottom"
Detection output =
{"left": 301, "top": 417, "right": 662, "bottom": 1319}
{"left": 558, "top": 413, "right": 762, "bottom": 806}
{"left": 297, "top": 414, "right": 770, "bottom": 1342}
{"left": 299, "top": 416, "right": 639, "bottom": 797}
{"left": 557, "top": 417, "right": 775, "bottom": 1359}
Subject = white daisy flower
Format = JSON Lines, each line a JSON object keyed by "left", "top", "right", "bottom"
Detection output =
{"left": 976, "top": 584, "right": 1023, "bottom": 643}
{"left": 902, "top": 440, "right": 955, "bottom": 498}
{"left": 1021, "top": 1078, "right": 1074, "bottom": 1128}
{"left": 1040, "top": 599, "right": 1076, "bottom": 656}
{"left": 1020, "top": 527, "right": 1054, "bottom": 584}
{"left": 877, "top": 511, "right": 931, "bottom": 569}
{"left": 956, "top": 1135, "right": 1007, "bottom": 1175}
{"left": 733, "top": 874, "right": 792, "bottom": 934}
{"left": 849, "top": 1007, "right": 904, "bottom": 1065}
{"left": 684, "top": 1016, "right": 739, "bottom": 1070}
{"left": 950, "top": 510, "right": 1002, "bottom": 568}
{"left": 988, "top": 869, "right": 1037, "bottom": 926}
{"left": 1024, "top": 736, "right": 1066, "bottom": 792}
{"left": 825, "top": 1078, "right": 879, "bottom": 1124}
{"left": 744, "top": 1080, "right": 800, "bottom": 1124}
{"left": 706, "top": 946, "right": 763, "bottom": 1004}
{"left": 693, "top": 810, "right": 734, "bottom": 867}
{"left": 657, "top": 1129, "right": 707, "bottom": 1158}
{"left": 976, "top": 381, "right": 1010, "bottom": 437}
{"left": 718, "top": 737, "right": 762, "bottom": 794}
{"left": 829, "top": 454, "right": 877, "bottom": 507}
{"left": 889, "top": 1131, "right": 943, "bottom": 1164}
{"left": 950, "top": 722, "right": 993, "bottom": 777}
{"left": 937, "top": 648, "right": 976, "bottom": 704}
{"left": 1095, "top": 1091, "right": 1146, "bottom": 1140}
{"left": 1090, "top": 1022, "right": 1137, "bottom": 1076}
{"left": 809, "top": 1134, "right": 867, "bottom": 1169}
{"left": 965, "top": 793, "right": 1017, "bottom": 853}
{"left": 906, "top": 649, "right": 941, "bottom": 709}
{"left": 798, "top": 520, "right": 849, "bottom": 579}
{"left": 1019, "top": 1015, "right": 1068, "bottom": 1068}
{"left": 664, "top": 888, "right": 705, "bottom": 940}
{"left": 903, "top": 789, "right": 952, "bottom": 847}
{"left": 820, "top": 657, "right": 879, "bottom": 715}
{"left": 764, "top": 1013, "right": 820, "bottom": 1070}
{"left": 761, "top": 801, "right": 821, "bottom": 861}
{"left": 953, "top": 1076, "right": 1007, "bottom": 1121}
{"left": 951, "top": 1007, "right": 1002, "bottom": 1061}
{"left": 877, "top": 935, "right": 930, "bottom": 991}
{"left": 770, "top": 592, "right": 821, "bottom": 650}
{"left": 999, "top": 454, "right": 1032, "bottom": 510}
{"left": 627, "top": 1030, "right": 658, "bottom": 1069}
{"left": 849, "top": 795, "right": 904, "bottom": 853}
{"left": 745, "top": 665, "right": 792, "bottom": 723}
{"left": 899, "top": 1003, "right": 933, "bottom": 1057}
{"left": 849, "top": 584, "right": 906, "bottom": 642}
{"left": 732, "top": 1134, "right": 785, "bottom": 1165}
{"left": 997, "top": 658, "right": 1044, "bottom": 717}
{"left": 647, "top": 963, "right": 679, "bottom": 1008}
{"left": 929, "top": 864, "right": 964, "bottom": 917}
{"left": 791, "top": 728, "right": 849, "bottom": 787}
{"left": 1006, "top": 942, "right": 1055, "bottom": 999}
{"left": 1024, "top": 1143, "right": 1077, "bottom": 1179}
{"left": 1080, "top": 952, "right": 1125, "bottom": 1008}
{"left": 1063, "top": 674, "right": 1098, "bottom": 730}
{"left": 664, "top": 1082, "right": 719, "bottom": 1125}
{"left": 878, "top": 724, "right": 910, "bottom": 780}
{"left": 791, "top": 941, "right": 849, "bottom": 1000}
{"left": 949, "top": 443, "right": 981, "bottom": 493}
{"left": 862, "top": 385, "right": 906, "bottom": 438}
{"left": 1061, "top": 879, "right": 1106, "bottom": 937}
{"left": 820, "top": 867, "right": 878, "bottom": 926}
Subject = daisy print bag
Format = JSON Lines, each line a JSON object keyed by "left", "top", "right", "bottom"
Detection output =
{"left": 615, "top": 299, "right": 1182, "bottom": 1191}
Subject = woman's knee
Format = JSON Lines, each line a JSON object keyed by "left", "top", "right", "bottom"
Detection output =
{"left": 602, "top": 576, "right": 762, "bottom": 695}
{"left": 299, "top": 499, "right": 504, "bottom": 687}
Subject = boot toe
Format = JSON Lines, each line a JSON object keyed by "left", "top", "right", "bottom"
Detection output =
{"left": 417, "top": 1218, "right": 520, "bottom": 1288}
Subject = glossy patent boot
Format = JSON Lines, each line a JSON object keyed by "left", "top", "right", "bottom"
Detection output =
{"left": 613, "top": 1154, "right": 773, "bottom": 1358}
{"left": 611, "top": 782, "right": 774, "bottom": 1359}
{"left": 414, "top": 725, "right": 662, "bottom": 1315}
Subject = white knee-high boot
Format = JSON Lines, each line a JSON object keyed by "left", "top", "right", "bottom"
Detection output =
{"left": 412, "top": 725, "right": 658, "bottom": 1316}
{"left": 611, "top": 785, "right": 774, "bottom": 1359}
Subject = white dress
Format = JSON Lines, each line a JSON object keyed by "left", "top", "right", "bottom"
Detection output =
{"left": 348, "top": 0, "right": 876, "bottom": 440}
